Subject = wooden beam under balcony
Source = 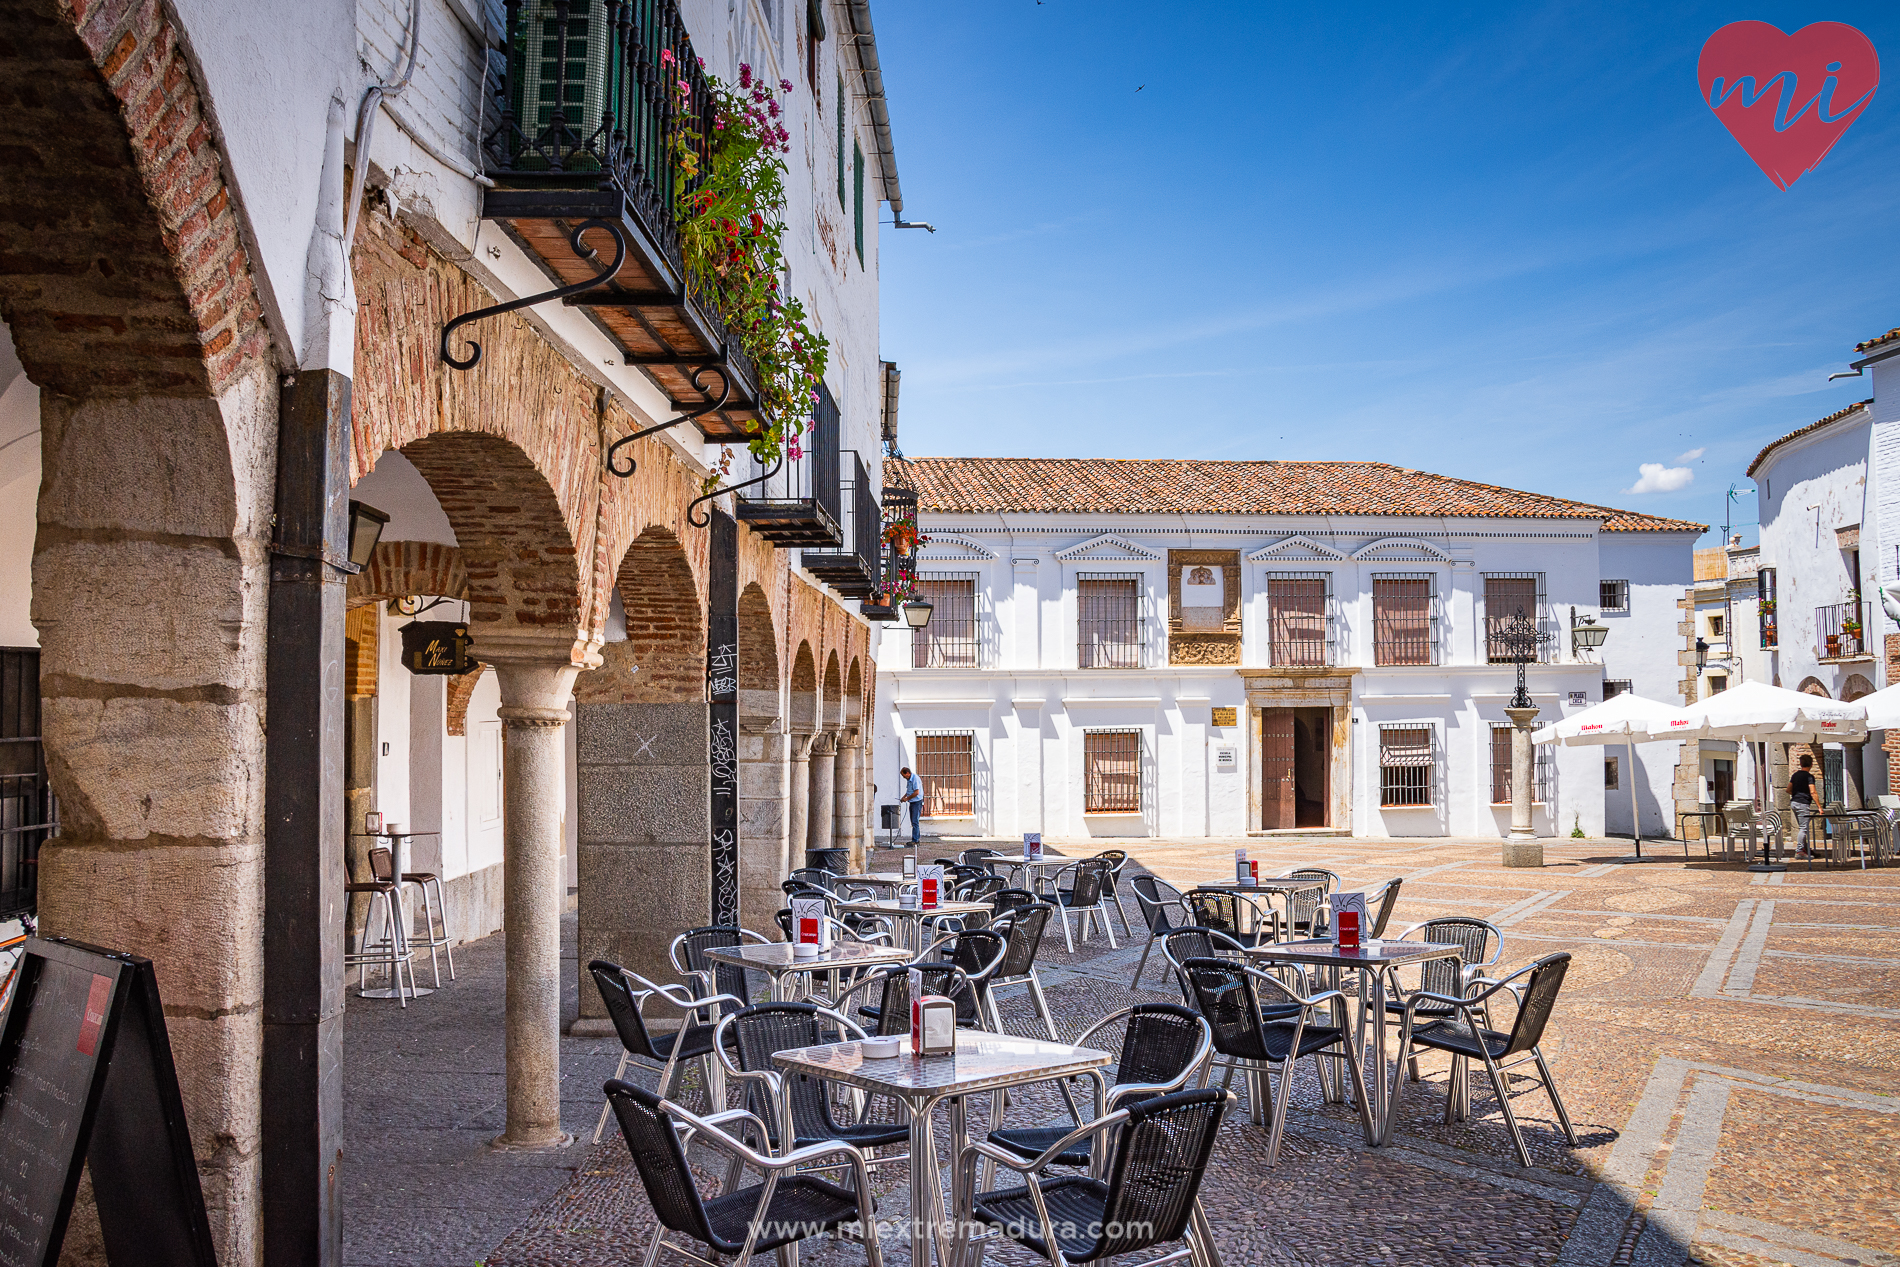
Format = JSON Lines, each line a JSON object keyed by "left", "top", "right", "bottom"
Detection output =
{"left": 481, "top": 185, "right": 763, "bottom": 442}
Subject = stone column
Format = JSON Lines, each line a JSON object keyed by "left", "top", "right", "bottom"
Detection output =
{"left": 788, "top": 733, "right": 815, "bottom": 869}
{"left": 1502, "top": 705, "right": 1543, "bottom": 867}
{"left": 739, "top": 719, "right": 791, "bottom": 932}
{"left": 489, "top": 656, "right": 580, "bottom": 1150}
{"left": 807, "top": 731, "right": 837, "bottom": 863}
{"left": 834, "top": 728, "right": 864, "bottom": 872}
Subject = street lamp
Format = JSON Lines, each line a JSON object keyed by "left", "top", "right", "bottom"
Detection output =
{"left": 1570, "top": 605, "right": 1609, "bottom": 656}
{"left": 902, "top": 598, "right": 933, "bottom": 630}
{"left": 1498, "top": 606, "right": 1552, "bottom": 709}
{"left": 347, "top": 501, "right": 389, "bottom": 570}
{"left": 1695, "top": 637, "right": 1709, "bottom": 671}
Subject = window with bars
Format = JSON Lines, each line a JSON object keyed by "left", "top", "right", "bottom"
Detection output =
{"left": 1600, "top": 579, "right": 1630, "bottom": 612}
{"left": 1078, "top": 574, "right": 1143, "bottom": 669}
{"left": 1378, "top": 725, "right": 1434, "bottom": 807}
{"left": 1602, "top": 679, "right": 1633, "bottom": 700}
{"left": 1372, "top": 575, "right": 1435, "bottom": 666}
{"left": 916, "top": 732, "right": 973, "bottom": 817}
{"left": 1268, "top": 573, "right": 1330, "bottom": 666}
{"left": 912, "top": 575, "right": 978, "bottom": 668}
{"left": 1084, "top": 730, "right": 1142, "bottom": 813}
{"left": 1489, "top": 724, "right": 1554, "bottom": 804}
{"left": 1484, "top": 574, "right": 1545, "bottom": 663}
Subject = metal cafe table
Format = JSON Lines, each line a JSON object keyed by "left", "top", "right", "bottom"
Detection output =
{"left": 348, "top": 829, "right": 440, "bottom": 999}
{"left": 1195, "top": 876, "right": 1329, "bottom": 939}
{"left": 838, "top": 898, "right": 992, "bottom": 951}
{"left": 1246, "top": 937, "right": 1463, "bottom": 1146}
{"left": 982, "top": 853, "right": 1076, "bottom": 893}
{"left": 841, "top": 871, "right": 910, "bottom": 892}
{"left": 701, "top": 939, "right": 909, "bottom": 1002}
{"left": 773, "top": 1031, "right": 1111, "bottom": 1267}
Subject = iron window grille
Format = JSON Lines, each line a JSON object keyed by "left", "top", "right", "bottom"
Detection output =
{"left": 1077, "top": 573, "right": 1143, "bottom": 669}
{"left": 1489, "top": 723, "right": 1554, "bottom": 805}
{"left": 1758, "top": 568, "right": 1777, "bottom": 649}
{"left": 1483, "top": 573, "right": 1548, "bottom": 663}
{"left": 1267, "top": 572, "right": 1331, "bottom": 667}
{"left": 1602, "top": 679, "right": 1633, "bottom": 700}
{"left": 1815, "top": 600, "right": 1869, "bottom": 659}
{"left": 0, "top": 649, "right": 51, "bottom": 918}
{"left": 1378, "top": 724, "right": 1435, "bottom": 807}
{"left": 1372, "top": 574, "right": 1437, "bottom": 666}
{"left": 912, "top": 574, "right": 979, "bottom": 668}
{"left": 914, "top": 731, "right": 974, "bottom": 817}
{"left": 1084, "top": 730, "right": 1142, "bottom": 813}
{"left": 1600, "top": 579, "right": 1630, "bottom": 612}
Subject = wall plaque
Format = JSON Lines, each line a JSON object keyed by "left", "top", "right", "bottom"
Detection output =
{"left": 1211, "top": 706, "right": 1238, "bottom": 727}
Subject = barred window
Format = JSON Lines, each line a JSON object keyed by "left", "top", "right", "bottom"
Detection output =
{"left": 1378, "top": 725, "right": 1434, "bottom": 807}
{"left": 1078, "top": 574, "right": 1142, "bottom": 669}
{"left": 1373, "top": 576, "right": 1435, "bottom": 666}
{"left": 1600, "top": 579, "right": 1630, "bottom": 612}
{"left": 1602, "top": 679, "right": 1633, "bottom": 700}
{"left": 913, "top": 575, "right": 978, "bottom": 668}
{"left": 1084, "top": 730, "right": 1141, "bottom": 813}
{"left": 916, "top": 732, "right": 973, "bottom": 817}
{"left": 1489, "top": 724, "right": 1554, "bottom": 804}
{"left": 1268, "top": 574, "right": 1329, "bottom": 667}
{"left": 1484, "top": 574, "right": 1543, "bottom": 664}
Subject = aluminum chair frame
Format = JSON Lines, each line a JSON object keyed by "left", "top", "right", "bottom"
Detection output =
{"left": 398, "top": 869, "right": 456, "bottom": 986}
{"left": 604, "top": 1081, "right": 885, "bottom": 1267}
{"left": 1050, "top": 858, "right": 1119, "bottom": 952}
{"left": 590, "top": 963, "right": 742, "bottom": 1145}
{"left": 1127, "top": 875, "right": 1187, "bottom": 991}
{"left": 1089, "top": 849, "right": 1137, "bottom": 939}
{"left": 1183, "top": 886, "right": 1281, "bottom": 949}
{"left": 972, "top": 903, "right": 1063, "bottom": 1041}
{"left": 1157, "top": 925, "right": 1250, "bottom": 1002}
{"left": 1386, "top": 916, "right": 1503, "bottom": 1094}
{"left": 1281, "top": 867, "right": 1341, "bottom": 936}
{"left": 344, "top": 845, "right": 418, "bottom": 1004}
{"left": 669, "top": 925, "right": 772, "bottom": 1011}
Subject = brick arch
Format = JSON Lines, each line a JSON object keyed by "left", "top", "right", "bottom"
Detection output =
{"left": 822, "top": 650, "right": 842, "bottom": 730}
{"left": 347, "top": 541, "right": 469, "bottom": 610}
{"left": 0, "top": 0, "right": 269, "bottom": 398}
{"left": 1796, "top": 677, "right": 1831, "bottom": 698}
{"left": 790, "top": 641, "right": 817, "bottom": 732}
{"left": 845, "top": 657, "right": 863, "bottom": 727}
{"left": 738, "top": 582, "right": 780, "bottom": 723}
{"left": 1842, "top": 674, "right": 1876, "bottom": 702}
{"left": 581, "top": 526, "right": 703, "bottom": 705}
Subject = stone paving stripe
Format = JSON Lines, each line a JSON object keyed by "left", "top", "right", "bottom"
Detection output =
{"left": 1556, "top": 1055, "right": 1694, "bottom": 1267}
{"left": 1635, "top": 1075, "right": 1730, "bottom": 1263}
{"left": 1721, "top": 900, "right": 1776, "bottom": 996}
{"left": 1496, "top": 889, "right": 1574, "bottom": 926}
{"left": 1511, "top": 933, "right": 1708, "bottom": 951}
{"left": 1740, "top": 993, "right": 1900, "bottom": 1021}
{"left": 1398, "top": 859, "right": 1477, "bottom": 882}
{"left": 1682, "top": 1059, "right": 1900, "bottom": 1111}
{"left": 1762, "top": 947, "right": 1900, "bottom": 966}
{"left": 1698, "top": 1225, "right": 1863, "bottom": 1267}
{"left": 1489, "top": 889, "right": 1554, "bottom": 923}
{"left": 1772, "top": 920, "right": 1900, "bottom": 931}
{"left": 1575, "top": 863, "right": 1620, "bottom": 877}
{"left": 1691, "top": 901, "right": 1757, "bottom": 1000}
{"left": 1550, "top": 909, "right": 1733, "bottom": 926}
{"left": 1701, "top": 1209, "right": 1896, "bottom": 1266}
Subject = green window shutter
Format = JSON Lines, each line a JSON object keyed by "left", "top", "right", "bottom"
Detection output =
{"left": 853, "top": 140, "right": 865, "bottom": 266}
{"left": 836, "top": 81, "right": 846, "bottom": 209}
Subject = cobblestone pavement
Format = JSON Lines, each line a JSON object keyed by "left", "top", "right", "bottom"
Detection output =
{"left": 349, "top": 838, "right": 1900, "bottom": 1266}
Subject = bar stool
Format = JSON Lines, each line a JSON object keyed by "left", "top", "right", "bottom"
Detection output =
{"left": 345, "top": 847, "right": 417, "bottom": 1004}
{"left": 400, "top": 868, "right": 456, "bottom": 986}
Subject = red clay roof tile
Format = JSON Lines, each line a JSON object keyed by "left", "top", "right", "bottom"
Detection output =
{"left": 1744, "top": 399, "right": 1873, "bottom": 477}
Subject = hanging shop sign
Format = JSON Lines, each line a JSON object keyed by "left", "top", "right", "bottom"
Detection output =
{"left": 400, "top": 622, "right": 475, "bottom": 675}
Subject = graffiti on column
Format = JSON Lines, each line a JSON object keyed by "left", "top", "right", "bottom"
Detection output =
{"left": 708, "top": 508, "right": 740, "bottom": 925}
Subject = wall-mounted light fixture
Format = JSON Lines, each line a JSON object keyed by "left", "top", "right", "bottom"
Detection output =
{"left": 348, "top": 501, "right": 389, "bottom": 571}
{"left": 902, "top": 598, "right": 933, "bottom": 630}
{"left": 1570, "top": 605, "right": 1609, "bottom": 656}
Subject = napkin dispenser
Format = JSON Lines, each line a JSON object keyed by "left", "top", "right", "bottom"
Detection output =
{"left": 916, "top": 865, "right": 945, "bottom": 910}
{"left": 911, "top": 993, "right": 957, "bottom": 1056}
{"left": 791, "top": 894, "right": 830, "bottom": 956}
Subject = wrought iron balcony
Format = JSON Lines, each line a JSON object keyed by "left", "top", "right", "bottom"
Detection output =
{"left": 467, "top": 0, "right": 761, "bottom": 438}
{"left": 803, "top": 452, "right": 881, "bottom": 598}
{"left": 734, "top": 383, "right": 841, "bottom": 546}
{"left": 1816, "top": 600, "right": 1870, "bottom": 661}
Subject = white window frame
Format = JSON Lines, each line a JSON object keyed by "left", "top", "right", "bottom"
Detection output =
{"left": 1376, "top": 721, "right": 1438, "bottom": 807}
{"left": 1600, "top": 579, "right": 1630, "bottom": 613}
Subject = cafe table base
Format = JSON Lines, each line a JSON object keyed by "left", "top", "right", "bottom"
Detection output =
{"left": 353, "top": 830, "right": 437, "bottom": 1000}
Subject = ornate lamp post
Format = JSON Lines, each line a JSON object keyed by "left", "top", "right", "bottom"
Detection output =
{"left": 1499, "top": 607, "right": 1551, "bottom": 866}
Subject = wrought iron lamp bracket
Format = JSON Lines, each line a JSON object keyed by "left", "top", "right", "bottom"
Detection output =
{"left": 684, "top": 451, "right": 783, "bottom": 529}
{"left": 440, "top": 217, "right": 629, "bottom": 371}
{"left": 604, "top": 363, "right": 733, "bottom": 478}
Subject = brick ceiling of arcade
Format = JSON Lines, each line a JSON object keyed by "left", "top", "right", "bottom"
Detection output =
{"left": 0, "top": 0, "right": 268, "bottom": 398}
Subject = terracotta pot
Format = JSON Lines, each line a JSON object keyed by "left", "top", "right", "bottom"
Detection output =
{"left": 1825, "top": 634, "right": 1841, "bottom": 656}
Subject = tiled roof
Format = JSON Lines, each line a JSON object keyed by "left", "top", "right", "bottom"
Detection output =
{"left": 1855, "top": 327, "right": 1900, "bottom": 354}
{"left": 1744, "top": 399, "right": 1873, "bottom": 477}
{"left": 898, "top": 458, "right": 1706, "bottom": 532}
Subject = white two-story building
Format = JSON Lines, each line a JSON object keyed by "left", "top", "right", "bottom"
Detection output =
{"left": 874, "top": 457, "right": 1700, "bottom": 841}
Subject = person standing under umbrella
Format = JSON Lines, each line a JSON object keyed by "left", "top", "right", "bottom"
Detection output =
{"left": 1789, "top": 753, "right": 1818, "bottom": 859}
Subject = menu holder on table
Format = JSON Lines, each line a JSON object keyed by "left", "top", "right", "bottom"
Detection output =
{"left": 1331, "top": 891, "right": 1368, "bottom": 951}
{"left": 791, "top": 895, "right": 830, "bottom": 958}
{"left": 916, "top": 866, "right": 945, "bottom": 910}
{"left": 1023, "top": 833, "right": 1042, "bottom": 862}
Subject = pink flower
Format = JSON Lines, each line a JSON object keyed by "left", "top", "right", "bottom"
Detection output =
{"left": 766, "top": 99, "right": 780, "bottom": 118}
{"left": 779, "top": 79, "right": 793, "bottom": 93}
{"left": 739, "top": 63, "right": 753, "bottom": 88}
{"left": 660, "top": 48, "right": 675, "bottom": 65}
{"left": 786, "top": 441, "right": 804, "bottom": 460}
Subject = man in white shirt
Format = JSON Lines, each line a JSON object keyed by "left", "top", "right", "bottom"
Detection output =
{"left": 897, "top": 766, "right": 922, "bottom": 845}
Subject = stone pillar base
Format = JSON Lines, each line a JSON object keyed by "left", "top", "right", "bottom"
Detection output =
{"left": 1501, "top": 840, "right": 1546, "bottom": 868}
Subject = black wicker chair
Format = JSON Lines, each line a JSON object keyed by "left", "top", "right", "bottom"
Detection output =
{"left": 982, "top": 902, "right": 1062, "bottom": 1039}
{"left": 606, "top": 1079, "right": 883, "bottom": 1267}
{"left": 833, "top": 961, "right": 973, "bottom": 1036}
{"left": 1128, "top": 875, "right": 1187, "bottom": 990}
{"left": 1283, "top": 867, "right": 1340, "bottom": 936}
{"left": 588, "top": 960, "right": 740, "bottom": 1144}
{"left": 1184, "top": 886, "right": 1279, "bottom": 948}
{"left": 1182, "top": 956, "right": 1371, "bottom": 1163}
{"left": 1051, "top": 858, "right": 1118, "bottom": 952}
{"left": 1394, "top": 952, "right": 1578, "bottom": 1165}
{"left": 991, "top": 886, "right": 1043, "bottom": 915}
{"left": 1383, "top": 916, "right": 1504, "bottom": 1084}
{"left": 1090, "top": 848, "right": 1135, "bottom": 938}
{"left": 952, "top": 1087, "right": 1230, "bottom": 1267}
{"left": 989, "top": 1003, "right": 1212, "bottom": 1168}
{"left": 1157, "top": 925, "right": 1250, "bottom": 1002}
{"left": 713, "top": 1003, "right": 910, "bottom": 1166}
{"left": 956, "top": 874, "right": 1008, "bottom": 905}
{"left": 669, "top": 925, "right": 770, "bottom": 1019}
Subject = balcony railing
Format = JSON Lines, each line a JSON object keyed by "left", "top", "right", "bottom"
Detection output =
{"left": 1816, "top": 601, "right": 1869, "bottom": 660}
{"left": 734, "top": 384, "right": 841, "bottom": 547}
{"left": 0, "top": 649, "right": 52, "bottom": 919}
{"left": 475, "top": 0, "right": 762, "bottom": 437}
{"left": 803, "top": 452, "right": 881, "bottom": 598}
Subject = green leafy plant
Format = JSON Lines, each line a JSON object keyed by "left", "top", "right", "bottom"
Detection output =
{"left": 664, "top": 54, "right": 827, "bottom": 466}
{"left": 877, "top": 497, "right": 927, "bottom": 601}
{"left": 1571, "top": 813, "right": 1585, "bottom": 838}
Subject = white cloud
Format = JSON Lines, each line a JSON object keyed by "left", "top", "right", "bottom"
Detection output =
{"left": 1675, "top": 447, "right": 1706, "bottom": 462}
{"left": 1624, "top": 462, "right": 1695, "bottom": 494}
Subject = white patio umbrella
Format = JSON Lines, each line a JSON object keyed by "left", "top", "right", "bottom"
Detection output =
{"left": 1851, "top": 681, "right": 1900, "bottom": 731}
{"left": 1533, "top": 692, "right": 1683, "bottom": 855}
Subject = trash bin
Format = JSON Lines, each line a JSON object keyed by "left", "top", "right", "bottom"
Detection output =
{"left": 806, "top": 847, "right": 850, "bottom": 874}
{"left": 879, "top": 804, "right": 902, "bottom": 831}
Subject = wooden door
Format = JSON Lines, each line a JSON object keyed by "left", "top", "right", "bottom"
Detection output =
{"left": 1263, "top": 708, "right": 1295, "bottom": 830}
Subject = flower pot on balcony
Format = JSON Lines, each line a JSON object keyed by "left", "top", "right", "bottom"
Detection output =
{"left": 1825, "top": 634, "right": 1841, "bottom": 657}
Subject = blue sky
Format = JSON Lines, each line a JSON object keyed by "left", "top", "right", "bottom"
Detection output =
{"left": 869, "top": 2, "right": 1900, "bottom": 544}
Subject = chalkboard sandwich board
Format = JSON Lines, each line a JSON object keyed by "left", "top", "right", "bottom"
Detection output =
{"left": 0, "top": 937, "right": 217, "bottom": 1267}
